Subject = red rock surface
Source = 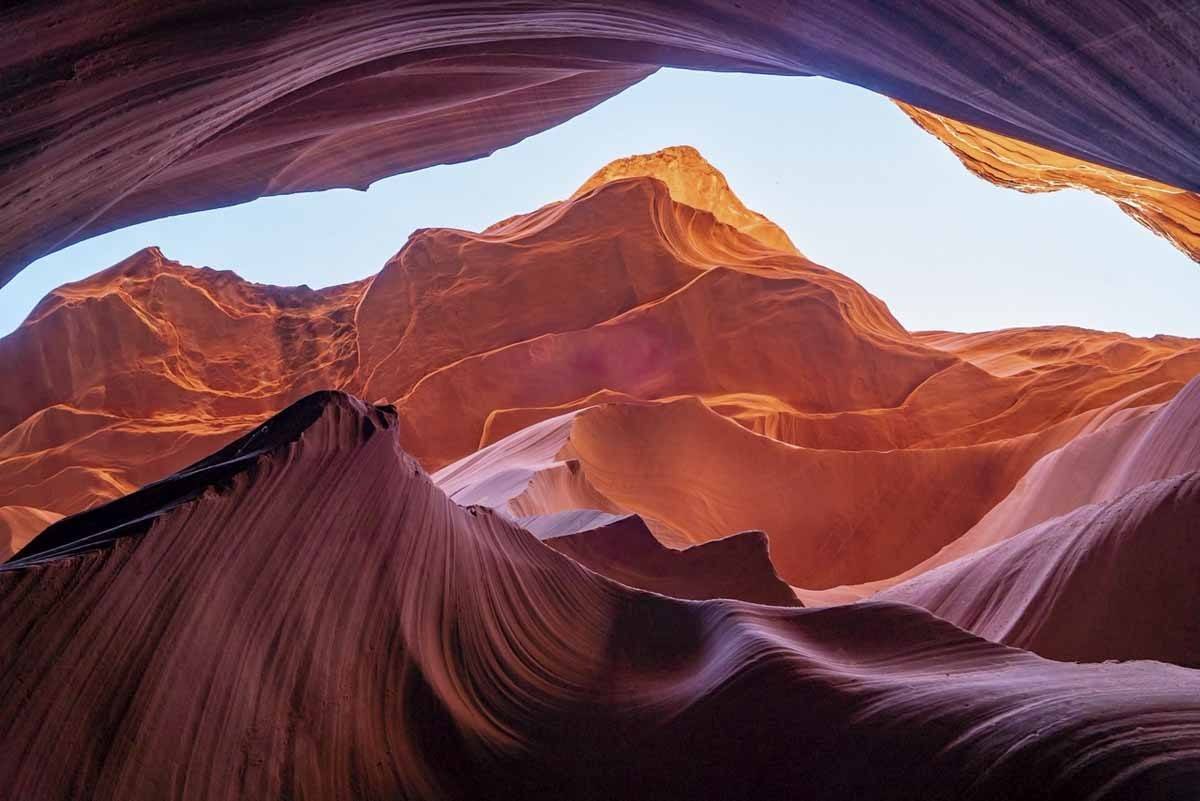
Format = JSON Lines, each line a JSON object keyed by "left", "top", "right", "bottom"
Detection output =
{"left": 879, "top": 470, "right": 1200, "bottom": 668}
{"left": 5, "top": 148, "right": 1200, "bottom": 600}
{"left": 0, "top": 250, "right": 366, "bottom": 514}
{"left": 571, "top": 145, "right": 801, "bottom": 255}
{"left": 543, "top": 516, "right": 801, "bottom": 606}
{"left": 924, "top": 373, "right": 1200, "bottom": 565}
{"left": 3, "top": 2, "right": 1199, "bottom": 287}
{"left": 3, "top": 140, "right": 1200, "bottom": 796}
{"left": 799, "top": 371, "right": 1200, "bottom": 604}
{"left": 6, "top": 392, "right": 1200, "bottom": 800}
{"left": 3, "top": 4, "right": 1200, "bottom": 793}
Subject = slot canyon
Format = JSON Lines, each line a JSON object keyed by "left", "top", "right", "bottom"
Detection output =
{"left": 2, "top": 4, "right": 1200, "bottom": 799}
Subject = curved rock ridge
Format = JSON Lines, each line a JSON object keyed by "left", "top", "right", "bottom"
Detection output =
{"left": 878, "top": 470, "right": 1200, "bottom": 668}
{"left": 7, "top": 390, "right": 394, "bottom": 566}
{"left": 0, "top": 505, "right": 61, "bottom": 561}
{"left": 433, "top": 410, "right": 622, "bottom": 521}
{"left": 0, "top": 155, "right": 949, "bottom": 519}
{"left": 724, "top": 327, "right": 1200, "bottom": 455}
{"left": 431, "top": 389, "right": 1176, "bottom": 589}
{"left": 899, "top": 102, "right": 1200, "bottom": 262}
{"left": 6, "top": 149, "right": 1200, "bottom": 591}
{"left": 3, "top": 2, "right": 1199, "bottom": 287}
{"left": 936, "top": 373, "right": 1200, "bottom": 559}
{"left": 543, "top": 515, "right": 801, "bottom": 606}
{"left": 431, "top": 406, "right": 687, "bottom": 549}
{"left": 371, "top": 165, "right": 1200, "bottom": 472}
{"left": 389, "top": 245, "right": 951, "bottom": 470}
{"left": 433, "top": 411, "right": 797, "bottom": 605}
{"left": 570, "top": 145, "right": 801, "bottom": 254}
{"left": 353, "top": 164, "right": 918, "bottom": 414}
{"left": 0, "top": 246, "right": 367, "bottom": 518}
{"left": 0, "top": 246, "right": 366, "bottom": 431}
{"left": 5, "top": 391, "right": 1200, "bottom": 799}
{"left": 916, "top": 326, "right": 1200, "bottom": 379}
{"left": 557, "top": 397, "right": 1111, "bottom": 588}
{"left": 802, "top": 372, "right": 1200, "bottom": 604}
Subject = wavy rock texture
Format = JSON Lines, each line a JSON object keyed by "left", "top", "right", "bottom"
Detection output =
{"left": 818, "top": 392, "right": 1200, "bottom": 660}
{"left": 5, "top": 392, "right": 1200, "bottom": 800}
{"left": 563, "top": 398, "right": 1083, "bottom": 587}
{"left": 916, "top": 327, "right": 1200, "bottom": 379}
{"left": 899, "top": 102, "right": 1200, "bottom": 262}
{"left": 436, "top": 361, "right": 1195, "bottom": 591}
{"left": 3, "top": 2, "right": 1200, "bottom": 285}
{"left": 879, "top": 471, "right": 1200, "bottom": 668}
{"left": 4, "top": 120, "right": 1200, "bottom": 793}
{"left": 799, "top": 372, "right": 1200, "bottom": 604}
{"left": 570, "top": 144, "right": 801, "bottom": 254}
{"left": 932, "top": 373, "right": 1200, "bottom": 560}
{"left": 433, "top": 410, "right": 629, "bottom": 524}
{"left": 0, "top": 248, "right": 366, "bottom": 514}
{"left": 543, "top": 516, "right": 801, "bottom": 606}
{"left": 5, "top": 148, "right": 1200, "bottom": 599}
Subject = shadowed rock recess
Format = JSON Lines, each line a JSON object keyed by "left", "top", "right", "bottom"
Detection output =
{"left": 3, "top": 4, "right": 1200, "bottom": 794}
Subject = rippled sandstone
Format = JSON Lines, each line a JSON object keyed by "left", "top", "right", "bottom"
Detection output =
{"left": 2, "top": 2, "right": 1198, "bottom": 287}
{"left": 5, "top": 147, "right": 1200, "bottom": 598}
{"left": 6, "top": 392, "right": 1200, "bottom": 800}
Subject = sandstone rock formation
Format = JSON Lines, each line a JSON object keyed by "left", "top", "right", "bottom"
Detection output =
{"left": 0, "top": 506, "right": 60, "bottom": 561}
{"left": 4, "top": 3, "right": 1200, "bottom": 794}
{"left": 2, "top": 2, "right": 1198, "bottom": 287}
{"left": 5, "top": 147, "right": 1200, "bottom": 599}
{"left": 800, "top": 371, "right": 1200, "bottom": 604}
{"left": 570, "top": 144, "right": 801, "bottom": 254}
{"left": 0, "top": 249, "right": 366, "bottom": 514}
{"left": 879, "top": 470, "right": 1200, "bottom": 668}
{"left": 899, "top": 102, "right": 1200, "bottom": 262}
{"left": 542, "top": 516, "right": 801, "bottom": 606}
{"left": 5, "top": 391, "right": 1200, "bottom": 800}
{"left": 5, "top": 137, "right": 1200, "bottom": 797}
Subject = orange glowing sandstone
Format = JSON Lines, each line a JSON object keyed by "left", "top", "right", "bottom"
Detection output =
{"left": 3, "top": 147, "right": 1200, "bottom": 596}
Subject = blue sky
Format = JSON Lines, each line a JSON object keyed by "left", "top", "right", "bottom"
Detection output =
{"left": 3, "top": 68, "right": 1197, "bottom": 337}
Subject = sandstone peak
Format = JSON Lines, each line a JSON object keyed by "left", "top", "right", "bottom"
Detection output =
{"left": 573, "top": 145, "right": 801, "bottom": 255}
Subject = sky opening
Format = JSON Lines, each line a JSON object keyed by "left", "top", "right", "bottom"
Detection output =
{"left": 3, "top": 68, "right": 1196, "bottom": 338}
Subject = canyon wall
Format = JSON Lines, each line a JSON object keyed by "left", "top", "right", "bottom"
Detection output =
{"left": 2, "top": 1, "right": 1198, "bottom": 287}
{"left": 5, "top": 148, "right": 1199, "bottom": 594}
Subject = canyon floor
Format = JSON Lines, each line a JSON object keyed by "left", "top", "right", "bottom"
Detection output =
{"left": 3, "top": 147, "right": 1200, "bottom": 799}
